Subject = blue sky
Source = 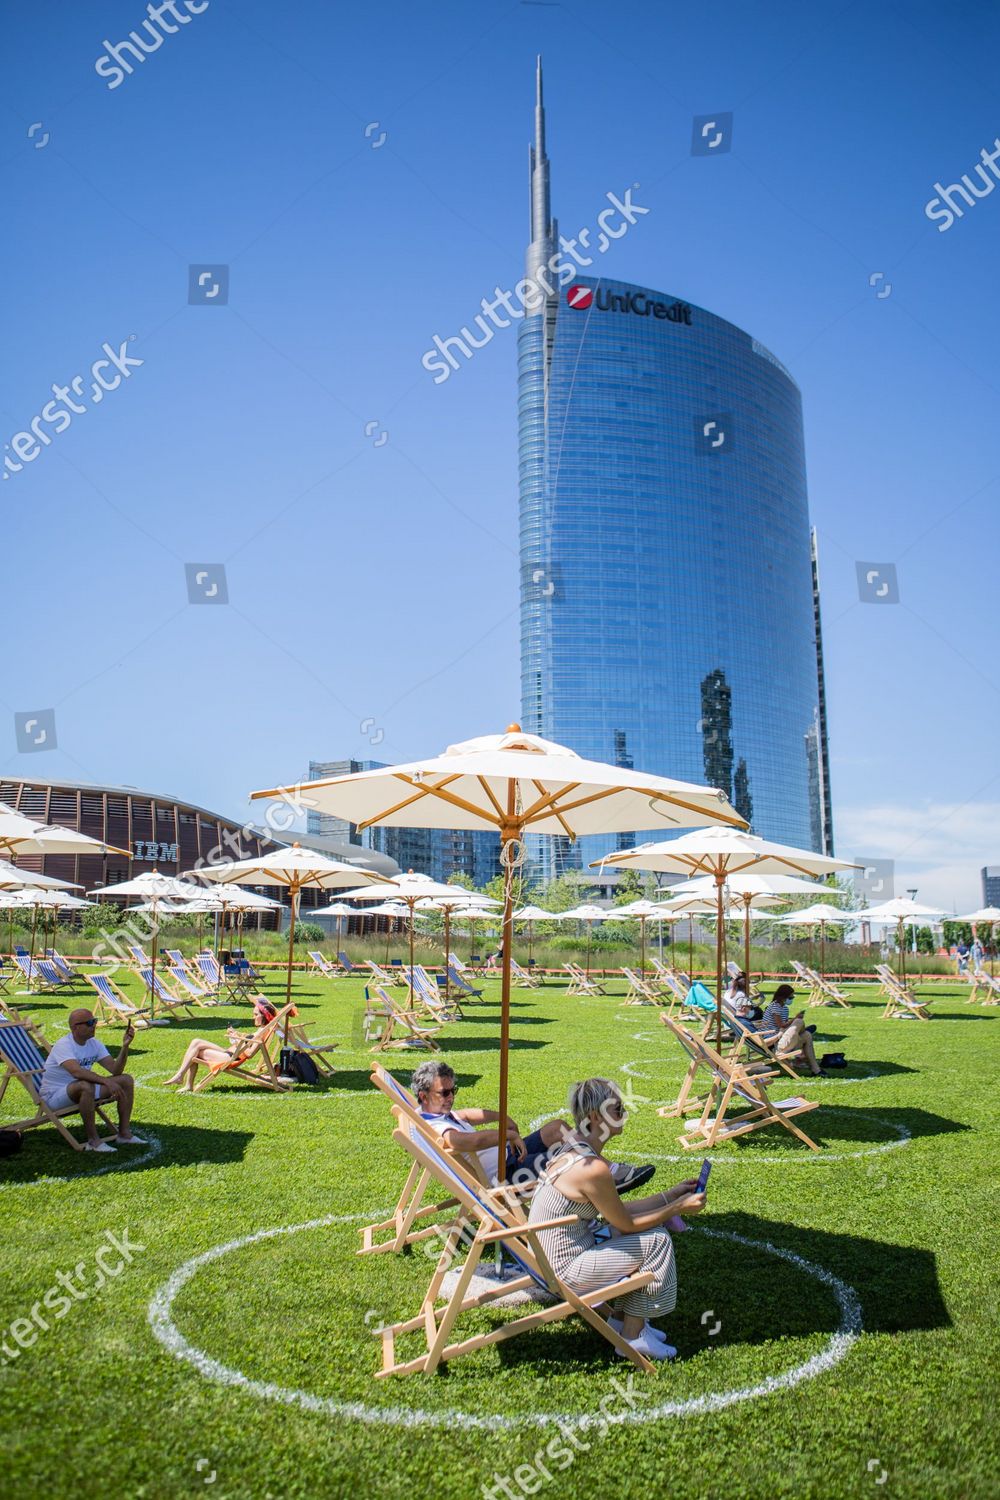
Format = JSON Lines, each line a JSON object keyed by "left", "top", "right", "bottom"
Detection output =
{"left": 2, "top": 0, "right": 998, "bottom": 910}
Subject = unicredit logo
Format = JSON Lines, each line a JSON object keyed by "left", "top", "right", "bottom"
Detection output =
{"left": 566, "top": 284, "right": 692, "bottom": 325}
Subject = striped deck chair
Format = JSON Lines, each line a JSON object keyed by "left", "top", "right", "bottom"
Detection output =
{"left": 46, "top": 949, "right": 80, "bottom": 981}
{"left": 168, "top": 965, "right": 219, "bottom": 1005}
{"left": 196, "top": 954, "right": 223, "bottom": 993}
{"left": 659, "top": 1015, "right": 820, "bottom": 1152}
{"left": 12, "top": 953, "right": 48, "bottom": 992}
{"left": 446, "top": 952, "right": 468, "bottom": 973}
{"left": 190, "top": 1006, "right": 296, "bottom": 1093}
{"left": 137, "top": 967, "right": 196, "bottom": 1017}
{"left": 366, "top": 958, "right": 407, "bottom": 988}
{"left": 127, "top": 942, "right": 151, "bottom": 968}
{"left": 337, "top": 951, "right": 362, "bottom": 975}
{"left": 876, "top": 964, "right": 913, "bottom": 1002}
{"left": 563, "top": 963, "right": 606, "bottom": 997}
{"left": 709, "top": 1002, "right": 801, "bottom": 1080}
{"left": 86, "top": 973, "right": 152, "bottom": 1028}
{"left": 364, "top": 986, "right": 440, "bottom": 1053}
{"left": 0, "top": 1020, "right": 117, "bottom": 1149}
{"left": 370, "top": 1107, "right": 658, "bottom": 1376}
{"left": 446, "top": 964, "right": 482, "bottom": 999}
{"left": 309, "top": 950, "right": 338, "bottom": 979}
{"left": 281, "top": 1015, "right": 337, "bottom": 1077}
{"left": 510, "top": 958, "right": 541, "bottom": 989}
{"left": 621, "top": 967, "right": 660, "bottom": 1006}
{"left": 406, "top": 967, "right": 462, "bottom": 1023}
{"left": 35, "top": 959, "right": 70, "bottom": 992}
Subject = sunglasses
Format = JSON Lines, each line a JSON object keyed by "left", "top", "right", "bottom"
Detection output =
{"left": 434, "top": 1085, "right": 458, "bottom": 1097}
{"left": 76, "top": 1018, "right": 97, "bottom": 1028}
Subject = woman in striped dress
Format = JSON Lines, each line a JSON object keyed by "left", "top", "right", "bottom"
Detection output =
{"left": 528, "top": 1077, "right": 705, "bottom": 1362}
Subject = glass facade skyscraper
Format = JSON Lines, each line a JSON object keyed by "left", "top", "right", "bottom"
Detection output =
{"left": 519, "top": 63, "right": 831, "bottom": 880}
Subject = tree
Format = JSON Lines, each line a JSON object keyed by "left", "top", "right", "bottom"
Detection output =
{"left": 446, "top": 872, "right": 475, "bottom": 890}
{"left": 613, "top": 869, "right": 644, "bottom": 905}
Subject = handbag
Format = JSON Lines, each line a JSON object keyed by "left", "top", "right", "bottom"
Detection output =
{"left": 279, "top": 1048, "right": 320, "bottom": 1085}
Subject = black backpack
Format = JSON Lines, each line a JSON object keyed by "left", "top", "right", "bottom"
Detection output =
{"left": 821, "top": 1052, "right": 848, "bottom": 1070}
{"left": 0, "top": 1129, "right": 23, "bottom": 1158}
{"left": 279, "top": 1048, "right": 320, "bottom": 1085}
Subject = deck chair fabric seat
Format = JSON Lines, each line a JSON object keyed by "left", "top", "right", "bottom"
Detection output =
{"left": 446, "top": 964, "right": 482, "bottom": 998}
{"left": 137, "top": 968, "right": 196, "bottom": 1017}
{"left": 364, "top": 987, "right": 441, "bottom": 1053}
{"left": 308, "top": 950, "right": 338, "bottom": 978}
{"left": 86, "top": 974, "right": 153, "bottom": 1028}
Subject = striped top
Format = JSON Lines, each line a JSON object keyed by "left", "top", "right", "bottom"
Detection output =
{"left": 528, "top": 1139, "right": 602, "bottom": 1275}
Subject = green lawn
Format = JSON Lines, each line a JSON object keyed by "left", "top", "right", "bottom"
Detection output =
{"left": 1, "top": 969, "right": 998, "bottom": 1500}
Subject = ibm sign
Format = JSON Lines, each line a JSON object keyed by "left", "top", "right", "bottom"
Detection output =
{"left": 133, "top": 840, "right": 179, "bottom": 864}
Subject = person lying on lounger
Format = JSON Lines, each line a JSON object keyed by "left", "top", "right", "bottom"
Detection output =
{"left": 411, "top": 1059, "right": 655, "bottom": 1192}
{"left": 163, "top": 1026, "right": 260, "bottom": 1092}
{"left": 759, "top": 984, "right": 824, "bottom": 1075}
{"left": 528, "top": 1076, "right": 706, "bottom": 1362}
{"left": 39, "top": 1009, "right": 146, "bottom": 1153}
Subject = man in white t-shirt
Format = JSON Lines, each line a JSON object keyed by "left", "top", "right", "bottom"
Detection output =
{"left": 40, "top": 1008, "right": 146, "bottom": 1154}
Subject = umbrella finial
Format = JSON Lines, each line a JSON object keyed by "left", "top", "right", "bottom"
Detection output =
{"left": 506, "top": 722, "right": 522, "bottom": 733}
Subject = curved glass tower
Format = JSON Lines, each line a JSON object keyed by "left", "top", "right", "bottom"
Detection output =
{"left": 519, "top": 63, "right": 829, "bottom": 879}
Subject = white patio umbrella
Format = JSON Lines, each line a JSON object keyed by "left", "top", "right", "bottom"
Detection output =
{"left": 669, "top": 872, "right": 824, "bottom": 988}
{"left": 252, "top": 722, "right": 743, "bottom": 1181}
{"left": 0, "top": 859, "right": 80, "bottom": 891}
{"left": 309, "top": 899, "right": 360, "bottom": 952}
{"left": 180, "top": 885, "right": 286, "bottom": 955}
{"left": 956, "top": 906, "right": 1000, "bottom": 977}
{"left": 610, "top": 898, "right": 678, "bottom": 980}
{"left": 776, "top": 902, "right": 853, "bottom": 978}
{"left": 512, "top": 903, "right": 556, "bottom": 967}
{"left": 418, "top": 891, "right": 501, "bottom": 998}
{"left": 855, "top": 897, "right": 945, "bottom": 986}
{"left": 0, "top": 801, "right": 130, "bottom": 859}
{"left": 185, "top": 844, "right": 381, "bottom": 1022}
{"left": 89, "top": 870, "right": 209, "bottom": 1021}
{"left": 337, "top": 871, "right": 466, "bottom": 992}
{"left": 4, "top": 887, "right": 92, "bottom": 982}
{"left": 596, "top": 828, "right": 858, "bottom": 1046}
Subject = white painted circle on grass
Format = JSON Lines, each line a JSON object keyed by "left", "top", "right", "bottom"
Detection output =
{"left": 148, "top": 1215, "right": 861, "bottom": 1429}
{"left": 0, "top": 1129, "right": 163, "bottom": 1191}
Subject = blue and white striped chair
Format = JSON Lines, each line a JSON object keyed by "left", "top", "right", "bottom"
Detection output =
{"left": 0, "top": 1020, "right": 115, "bottom": 1150}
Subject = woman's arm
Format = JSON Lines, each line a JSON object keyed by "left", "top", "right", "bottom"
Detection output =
{"left": 563, "top": 1160, "right": 706, "bottom": 1234}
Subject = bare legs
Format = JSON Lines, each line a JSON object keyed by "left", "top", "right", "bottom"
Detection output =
{"left": 66, "top": 1075, "right": 135, "bottom": 1142}
{"left": 164, "top": 1040, "right": 232, "bottom": 1091}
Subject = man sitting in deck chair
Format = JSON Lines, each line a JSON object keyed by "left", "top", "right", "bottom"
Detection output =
{"left": 411, "top": 1059, "right": 655, "bottom": 1193}
{"left": 759, "top": 985, "right": 825, "bottom": 1077}
{"left": 38, "top": 1008, "right": 146, "bottom": 1154}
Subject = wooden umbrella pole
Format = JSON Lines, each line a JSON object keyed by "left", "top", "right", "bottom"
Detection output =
{"left": 409, "top": 900, "right": 415, "bottom": 993}
{"left": 743, "top": 897, "right": 751, "bottom": 999}
{"left": 284, "top": 884, "right": 298, "bottom": 1043}
{"left": 586, "top": 920, "right": 592, "bottom": 977}
{"left": 820, "top": 921, "right": 826, "bottom": 979}
{"left": 497, "top": 813, "right": 517, "bottom": 1189}
{"left": 443, "top": 906, "right": 451, "bottom": 1001}
{"left": 150, "top": 905, "right": 159, "bottom": 1022}
{"left": 899, "top": 918, "right": 906, "bottom": 989}
{"left": 28, "top": 903, "right": 39, "bottom": 984}
{"left": 715, "top": 871, "right": 725, "bottom": 1051}
{"left": 639, "top": 917, "right": 646, "bottom": 980}
{"left": 688, "top": 917, "right": 694, "bottom": 980}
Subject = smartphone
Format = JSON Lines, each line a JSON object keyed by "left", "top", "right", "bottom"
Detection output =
{"left": 695, "top": 1159, "right": 712, "bottom": 1194}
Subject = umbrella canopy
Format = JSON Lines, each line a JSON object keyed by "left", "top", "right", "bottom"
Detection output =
{"left": 0, "top": 859, "right": 80, "bottom": 891}
{"left": 251, "top": 723, "right": 744, "bottom": 1181}
{"left": 779, "top": 903, "right": 854, "bottom": 924}
{"left": 90, "top": 870, "right": 213, "bottom": 1020}
{"left": 851, "top": 897, "right": 945, "bottom": 985}
{"left": 596, "top": 829, "right": 858, "bottom": 1044}
{"left": 669, "top": 871, "right": 829, "bottom": 986}
{"left": 612, "top": 898, "right": 681, "bottom": 977}
{"left": 338, "top": 871, "right": 467, "bottom": 989}
{"left": 0, "top": 801, "right": 130, "bottom": 858}
{"left": 956, "top": 906, "right": 1000, "bottom": 976}
{"left": 419, "top": 892, "right": 502, "bottom": 995}
{"left": 187, "top": 843, "right": 381, "bottom": 1019}
{"left": 513, "top": 904, "right": 557, "bottom": 922}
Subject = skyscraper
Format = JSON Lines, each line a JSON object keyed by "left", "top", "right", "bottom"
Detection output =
{"left": 518, "top": 61, "right": 830, "bottom": 880}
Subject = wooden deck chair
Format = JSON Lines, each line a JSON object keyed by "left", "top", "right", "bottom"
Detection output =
{"left": 366, "top": 958, "right": 407, "bottom": 988}
{"left": 659, "top": 1016, "right": 820, "bottom": 1152}
{"left": 337, "top": 950, "right": 362, "bottom": 974}
{"left": 137, "top": 967, "right": 197, "bottom": 1018}
{"left": 308, "top": 950, "right": 338, "bottom": 979}
{"left": 196, "top": 954, "right": 223, "bottom": 992}
{"left": 0, "top": 993, "right": 47, "bottom": 1047}
{"left": 813, "top": 972, "right": 850, "bottom": 1008}
{"left": 977, "top": 972, "right": 1000, "bottom": 1005}
{"left": 365, "top": 985, "right": 440, "bottom": 1053}
{"left": 127, "top": 942, "right": 151, "bottom": 968}
{"left": 0, "top": 1020, "right": 117, "bottom": 1149}
{"left": 621, "top": 967, "right": 660, "bottom": 1006}
{"left": 446, "top": 964, "right": 482, "bottom": 999}
{"left": 884, "top": 987, "right": 932, "bottom": 1021}
{"left": 407, "top": 970, "right": 462, "bottom": 1024}
{"left": 190, "top": 1005, "right": 297, "bottom": 1092}
{"left": 279, "top": 1014, "right": 337, "bottom": 1077}
{"left": 370, "top": 1108, "right": 658, "bottom": 1376}
{"left": 966, "top": 969, "right": 993, "bottom": 1003}
{"left": 35, "top": 958, "right": 70, "bottom": 992}
{"left": 12, "top": 953, "right": 51, "bottom": 993}
{"left": 447, "top": 951, "right": 468, "bottom": 973}
{"left": 876, "top": 963, "right": 913, "bottom": 1001}
{"left": 360, "top": 1063, "right": 509, "bottom": 1256}
{"left": 563, "top": 963, "right": 606, "bottom": 997}
{"left": 510, "top": 958, "right": 541, "bottom": 989}
{"left": 711, "top": 1003, "right": 801, "bottom": 1080}
{"left": 86, "top": 973, "right": 152, "bottom": 1028}
{"left": 45, "top": 949, "right": 80, "bottom": 981}
{"left": 166, "top": 965, "right": 218, "bottom": 1006}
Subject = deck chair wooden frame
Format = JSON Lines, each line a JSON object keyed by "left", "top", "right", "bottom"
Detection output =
{"left": 137, "top": 967, "right": 197, "bottom": 1018}
{"left": 563, "top": 963, "right": 606, "bottom": 997}
{"left": 371, "top": 1109, "right": 658, "bottom": 1376}
{"left": 167, "top": 965, "right": 219, "bottom": 1006}
{"left": 365, "top": 986, "right": 441, "bottom": 1053}
{"left": 446, "top": 964, "right": 483, "bottom": 999}
{"left": 407, "top": 966, "right": 463, "bottom": 1022}
{"left": 659, "top": 1016, "right": 820, "bottom": 1151}
{"left": 190, "top": 1005, "right": 297, "bottom": 1092}
{"left": 85, "top": 973, "right": 153, "bottom": 1028}
{"left": 621, "top": 967, "right": 660, "bottom": 1006}
{"left": 0, "top": 1020, "right": 117, "bottom": 1149}
{"left": 510, "top": 959, "right": 541, "bottom": 989}
{"left": 707, "top": 1003, "right": 802, "bottom": 1080}
{"left": 366, "top": 959, "right": 407, "bottom": 988}
{"left": 308, "top": 950, "right": 338, "bottom": 979}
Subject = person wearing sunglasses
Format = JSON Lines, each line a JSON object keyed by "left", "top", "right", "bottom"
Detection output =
{"left": 410, "top": 1060, "right": 655, "bottom": 1193}
{"left": 527, "top": 1077, "right": 706, "bottom": 1362}
{"left": 38, "top": 1009, "right": 145, "bottom": 1154}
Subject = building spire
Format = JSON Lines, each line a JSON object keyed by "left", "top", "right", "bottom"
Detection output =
{"left": 527, "top": 56, "right": 556, "bottom": 297}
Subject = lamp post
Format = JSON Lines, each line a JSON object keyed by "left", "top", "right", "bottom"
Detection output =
{"left": 907, "top": 888, "right": 918, "bottom": 953}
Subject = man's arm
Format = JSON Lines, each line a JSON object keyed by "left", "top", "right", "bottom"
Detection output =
{"left": 59, "top": 1058, "right": 111, "bottom": 1087}
{"left": 98, "top": 1026, "right": 134, "bottom": 1078}
{"left": 455, "top": 1107, "right": 519, "bottom": 1130}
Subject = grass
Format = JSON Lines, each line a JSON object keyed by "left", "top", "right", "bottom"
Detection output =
{"left": 1, "top": 966, "right": 998, "bottom": 1499}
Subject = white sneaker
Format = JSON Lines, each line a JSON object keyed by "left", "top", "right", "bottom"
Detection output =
{"left": 609, "top": 1316, "right": 671, "bottom": 1347}
{"left": 615, "top": 1330, "right": 677, "bottom": 1362}
{"left": 113, "top": 1133, "right": 147, "bottom": 1146}
{"left": 84, "top": 1140, "right": 116, "bottom": 1154}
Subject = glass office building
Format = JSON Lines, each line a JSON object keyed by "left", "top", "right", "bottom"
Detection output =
{"left": 519, "top": 63, "right": 830, "bottom": 880}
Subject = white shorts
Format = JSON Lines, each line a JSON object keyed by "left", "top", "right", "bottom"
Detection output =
{"left": 40, "top": 1080, "right": 109, "bottom": 1114}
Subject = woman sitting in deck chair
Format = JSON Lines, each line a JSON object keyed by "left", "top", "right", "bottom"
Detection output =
{"left": 162, "top": 999, "right": 291, "bottom": 1092}
{"left": 724, "top": 970, "right": 761, "bottom": 1025}
{"left": 759, "top": 985, "right": 824, "bottom": 1076}
{"left": 528, "top": 1077, "right": 706, "bottom": 1363}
